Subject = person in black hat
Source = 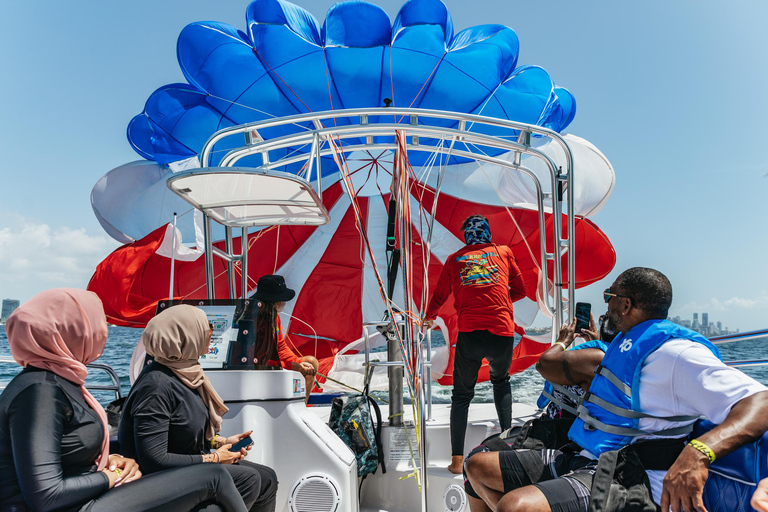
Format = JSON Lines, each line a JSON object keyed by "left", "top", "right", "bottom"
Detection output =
{"left": 252, "top": 275, "right": 318, "bottom": 401}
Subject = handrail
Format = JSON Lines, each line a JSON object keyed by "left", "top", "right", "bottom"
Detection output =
{"left": 197, "top": 108, "right": 576, "bottom": 335}
{"left": 0, "top": 356, "right": 123, "bottom": 399}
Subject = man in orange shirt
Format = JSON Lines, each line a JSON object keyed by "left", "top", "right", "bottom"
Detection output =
{"left": 424, "top": 215, "right": 527, "bottom": 474}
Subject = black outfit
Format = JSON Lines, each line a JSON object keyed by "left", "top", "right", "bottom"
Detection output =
{"left": 496, "top": 448, "right": 598, "bottom": 512}
{"left": 451, "top": 330, "right": 515, "bottom": 456}
{"left": 0, "top": 366, "right": 247, "bottom": 512}
{"left": 119, "top": 363, "right": 278, "bottom": 512}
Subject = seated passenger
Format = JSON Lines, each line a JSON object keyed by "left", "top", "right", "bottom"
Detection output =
{"left": 463, "top": 315, "right": 612, "bottom": 511}
{"left": 466, "top": 267, "right": 768, "bottom": 512}
{"left": 118, "top": 305, "right": 278, "bottom": 512}
{"left": 0, "top": 289, "right": 247, "bottom": 512}
{"left": 252, "top": 274, "right": 319, "bottom": 401}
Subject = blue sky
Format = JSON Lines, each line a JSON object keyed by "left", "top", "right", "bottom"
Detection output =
{"left": 0, "top": 1, "right": 766, "bottom": 331}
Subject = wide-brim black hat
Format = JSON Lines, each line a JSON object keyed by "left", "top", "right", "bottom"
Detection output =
{"left": 252, "top": 274, "right": 296, "bottom": 302}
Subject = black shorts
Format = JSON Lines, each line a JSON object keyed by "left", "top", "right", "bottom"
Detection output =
{"left": 498, "top": 449, "right": 597, "bottom": 512}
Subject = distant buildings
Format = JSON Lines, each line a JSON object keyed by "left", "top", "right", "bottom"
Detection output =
{"left": 669, "top": 312, "right": 737, "bottom": 337}
{"left": 1, "top": 299, "right": 20, "bottom": 323}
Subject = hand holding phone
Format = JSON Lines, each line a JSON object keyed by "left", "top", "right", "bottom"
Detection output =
{"left": 575, "top": 302, "right": 591, "bottom": 333}
{"left": 229, "top": 436, "right": 253, "bottom": 452}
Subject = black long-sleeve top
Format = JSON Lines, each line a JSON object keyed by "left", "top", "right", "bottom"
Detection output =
{"left": 0, "top": 367, "right": 110, "bottom": 512}
{"left": 118, "top": 362, "right": 210, "bottom": 474}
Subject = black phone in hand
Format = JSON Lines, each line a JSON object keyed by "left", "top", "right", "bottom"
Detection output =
{"left": 229, "top": 436, "right": 253, "bottom": 452}
{"left": 575, "top": 302, "right": 591, "bottom": 332}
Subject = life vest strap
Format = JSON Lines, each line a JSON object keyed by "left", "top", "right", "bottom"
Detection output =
{"left": 542, "top": 383, "right": 583, "bottom": 417}
{"left": 585, "top": 393, "right": 701, "bottom": 422}
{"left": 576, "top": 405, "right": 697, "bottom": 437}
{"left": 594, "top": 365, "right": 631, "bottom": 397}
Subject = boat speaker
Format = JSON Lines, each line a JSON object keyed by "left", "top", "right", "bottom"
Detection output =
{"left": 444, "top": 484, "right": 467, "bottom": 512}
{"left": 289, "top": 474, "right": 341, "bottom": 512}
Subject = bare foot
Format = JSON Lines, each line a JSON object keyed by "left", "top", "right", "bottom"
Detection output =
{"left": 447, "top": 455, "right": 463, "bottom": 474}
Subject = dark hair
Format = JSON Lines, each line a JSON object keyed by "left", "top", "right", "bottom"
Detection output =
{"left": 615, "top": 267, "right": 672, "bottom": 319}
{"left": 255, "top": 301, "right": 279, "bottom": 343}
{"left": 461, "top": 214, "right": 489, "bottom": 230}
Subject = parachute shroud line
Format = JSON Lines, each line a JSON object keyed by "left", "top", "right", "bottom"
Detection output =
{"left": 164, "top": 108, "right": 581, "bottom": 502}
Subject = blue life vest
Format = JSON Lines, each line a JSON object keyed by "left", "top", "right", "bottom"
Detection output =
{"left": 568, "top": 319, "right": 721, "bottom": 456}
{"left": 536, "top": 339, "right": 610, "bottom": 412}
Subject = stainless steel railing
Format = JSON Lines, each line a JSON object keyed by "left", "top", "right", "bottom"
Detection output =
{"left": 0, "top": 355, "right": 123, "bottom": 399}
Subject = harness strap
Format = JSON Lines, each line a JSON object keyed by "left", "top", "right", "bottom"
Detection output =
{"left": 588, "top": 450, "right": 619, "bottom": 512}
{"left": 585, "top": 393, "right": 700, "bottom": 422}
{"left": 485, "top": 435, "right": 515, "bottom": 452}
{"left": 516, "top": 450, "right": 546, "bottom": 483}
{"left": 576, "top": 405, "right": 696, "bottom": 437}
{"left": 541, "top": 389, "right": 580, "bottom": 417}
{"left": 595, "top": 365, "right": 631, "bottom": 397}
{"left": 366, "top": 396, "right": 386, "bottom": 474}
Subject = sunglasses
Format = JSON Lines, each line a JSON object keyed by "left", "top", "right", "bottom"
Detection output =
{"left": 603, "top": 288, "right": 632, "bottom": 305}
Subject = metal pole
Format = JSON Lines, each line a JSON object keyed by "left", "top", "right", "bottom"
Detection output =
{"left": 396, "top": 130, "right": 428, "bottom": 512}
{"left": 388, "top": 321, "right": 404, "bottom": 427}
{"left": 426, "top": 328, "right": 433, "bottom": 421}
{"left": 225, "top": 226, "right": 236, "bottom": 300}
{"left": 204, "top": 213, "right": 215, "bottom": 300}
{"left": 168, "top": 212, "right": 177, "bottom": 300}
{"left": 241, "top": 227, "right": 249, "bottom": 298}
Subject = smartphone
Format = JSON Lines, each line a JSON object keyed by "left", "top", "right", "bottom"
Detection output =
{"left": 575, "top": 302, "right": 591, "bottom": 332}
{"left": 229, "top": 436, "right": 253, "bottom": 452}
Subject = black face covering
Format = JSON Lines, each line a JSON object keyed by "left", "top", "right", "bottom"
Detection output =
{"left": 599, "top": 314, "right": 619, "bottom": 343}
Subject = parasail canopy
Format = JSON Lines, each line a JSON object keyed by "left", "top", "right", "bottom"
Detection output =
{"left": 89, "top": 0, "right": 617, "bottom": 386}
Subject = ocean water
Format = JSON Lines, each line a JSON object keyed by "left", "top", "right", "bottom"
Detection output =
{"left": 2, "top": 326, "right": 767, "bottom": 408}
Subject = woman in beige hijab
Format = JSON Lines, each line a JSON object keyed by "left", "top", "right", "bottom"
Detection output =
{"left": 118, "top": 305, "right": 278, "bottom": 512}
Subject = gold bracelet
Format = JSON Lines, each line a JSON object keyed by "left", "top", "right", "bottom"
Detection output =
{"left": 553, "top": 341, "right": 568, "bottom": 351}
{"left": 688, "top": 439, "right": 716, "bottom": 463}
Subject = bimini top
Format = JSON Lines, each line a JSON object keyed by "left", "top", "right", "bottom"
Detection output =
{"left": 167, "top": 167, "right": 329, "bottom": 227}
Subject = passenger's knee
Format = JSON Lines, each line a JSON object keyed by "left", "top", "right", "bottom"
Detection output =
{"left": 489, "top": 373, "right": 510, "bottom": 385}
{"left": 465, "top": 451, "right": 493, "bottom": 482}
{"left": 496, "top": 488, "right": 545, "bottom": 512}
{"left": 496, "top": 492, "right": 528, "bottom": 512}
{"left": 452, "top": 389, "right": 475, "bottom": 403}
{"left": 208, "top": 464, "right": 235, "bottom": 485}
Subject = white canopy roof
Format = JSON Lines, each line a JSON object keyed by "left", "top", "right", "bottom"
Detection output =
{"left": 166, "top": 167, "right": 329, "bottom": 228}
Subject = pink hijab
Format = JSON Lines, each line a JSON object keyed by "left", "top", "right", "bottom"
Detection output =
{"left": 141, "top": 305, "right": 228, "bottom": 440}
{"left": 5, "top": 288, "right": 110, "bottom": 470}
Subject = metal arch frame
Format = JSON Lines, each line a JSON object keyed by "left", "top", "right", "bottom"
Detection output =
{"left": 191, "top": 108, "right": 577, "bottom": 512}
{"left": 197, "top": 108, "right": 577, "bottom": 329}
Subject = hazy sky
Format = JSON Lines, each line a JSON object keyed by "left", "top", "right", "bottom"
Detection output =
{"left": 1, "top": 1, "right": 766, "bottom": 331}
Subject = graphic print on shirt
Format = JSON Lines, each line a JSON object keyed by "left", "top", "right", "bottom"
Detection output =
{"left": 457, "top": 251, "right": 500, "bottom": 286}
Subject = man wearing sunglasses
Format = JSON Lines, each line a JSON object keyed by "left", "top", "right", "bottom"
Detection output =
{"left": 466, "top": 267, "right": 768, "bottom": 512}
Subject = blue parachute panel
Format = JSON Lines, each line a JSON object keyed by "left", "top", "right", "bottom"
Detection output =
{"left": 127, "top": 0, "right": 576, "bottom": 168}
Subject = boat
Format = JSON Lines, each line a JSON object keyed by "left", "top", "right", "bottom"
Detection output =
{"left": 80, "top": 2, "right": 619, "bottom": 509}
{"left": 2, "top": 1, "right": 766, "bottom": 512}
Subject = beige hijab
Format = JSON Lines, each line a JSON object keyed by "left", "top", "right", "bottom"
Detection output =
{"left": 141, "top": 305, "right": 228, "bottom": 439}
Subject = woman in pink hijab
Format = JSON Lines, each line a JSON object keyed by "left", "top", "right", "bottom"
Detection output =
{"left": 0, "top": 288, "right": 248, "bottom": 512}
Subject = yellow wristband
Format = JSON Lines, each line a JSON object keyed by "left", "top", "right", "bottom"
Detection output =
{"left": 553, "top": 341, "right": 568, "bottom": 351}
{"left": 210, "top": 434, "right": 220, "bottom": 449}
{"left": 688, "top": 439, "right": 716, "bottom": 463}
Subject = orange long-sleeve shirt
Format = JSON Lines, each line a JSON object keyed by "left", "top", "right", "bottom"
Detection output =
{"left": 275, "top": 315, "right": 302, "bottom": 369}
{"left": 425, "top": 243, "right": 526, "bottom": 337}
